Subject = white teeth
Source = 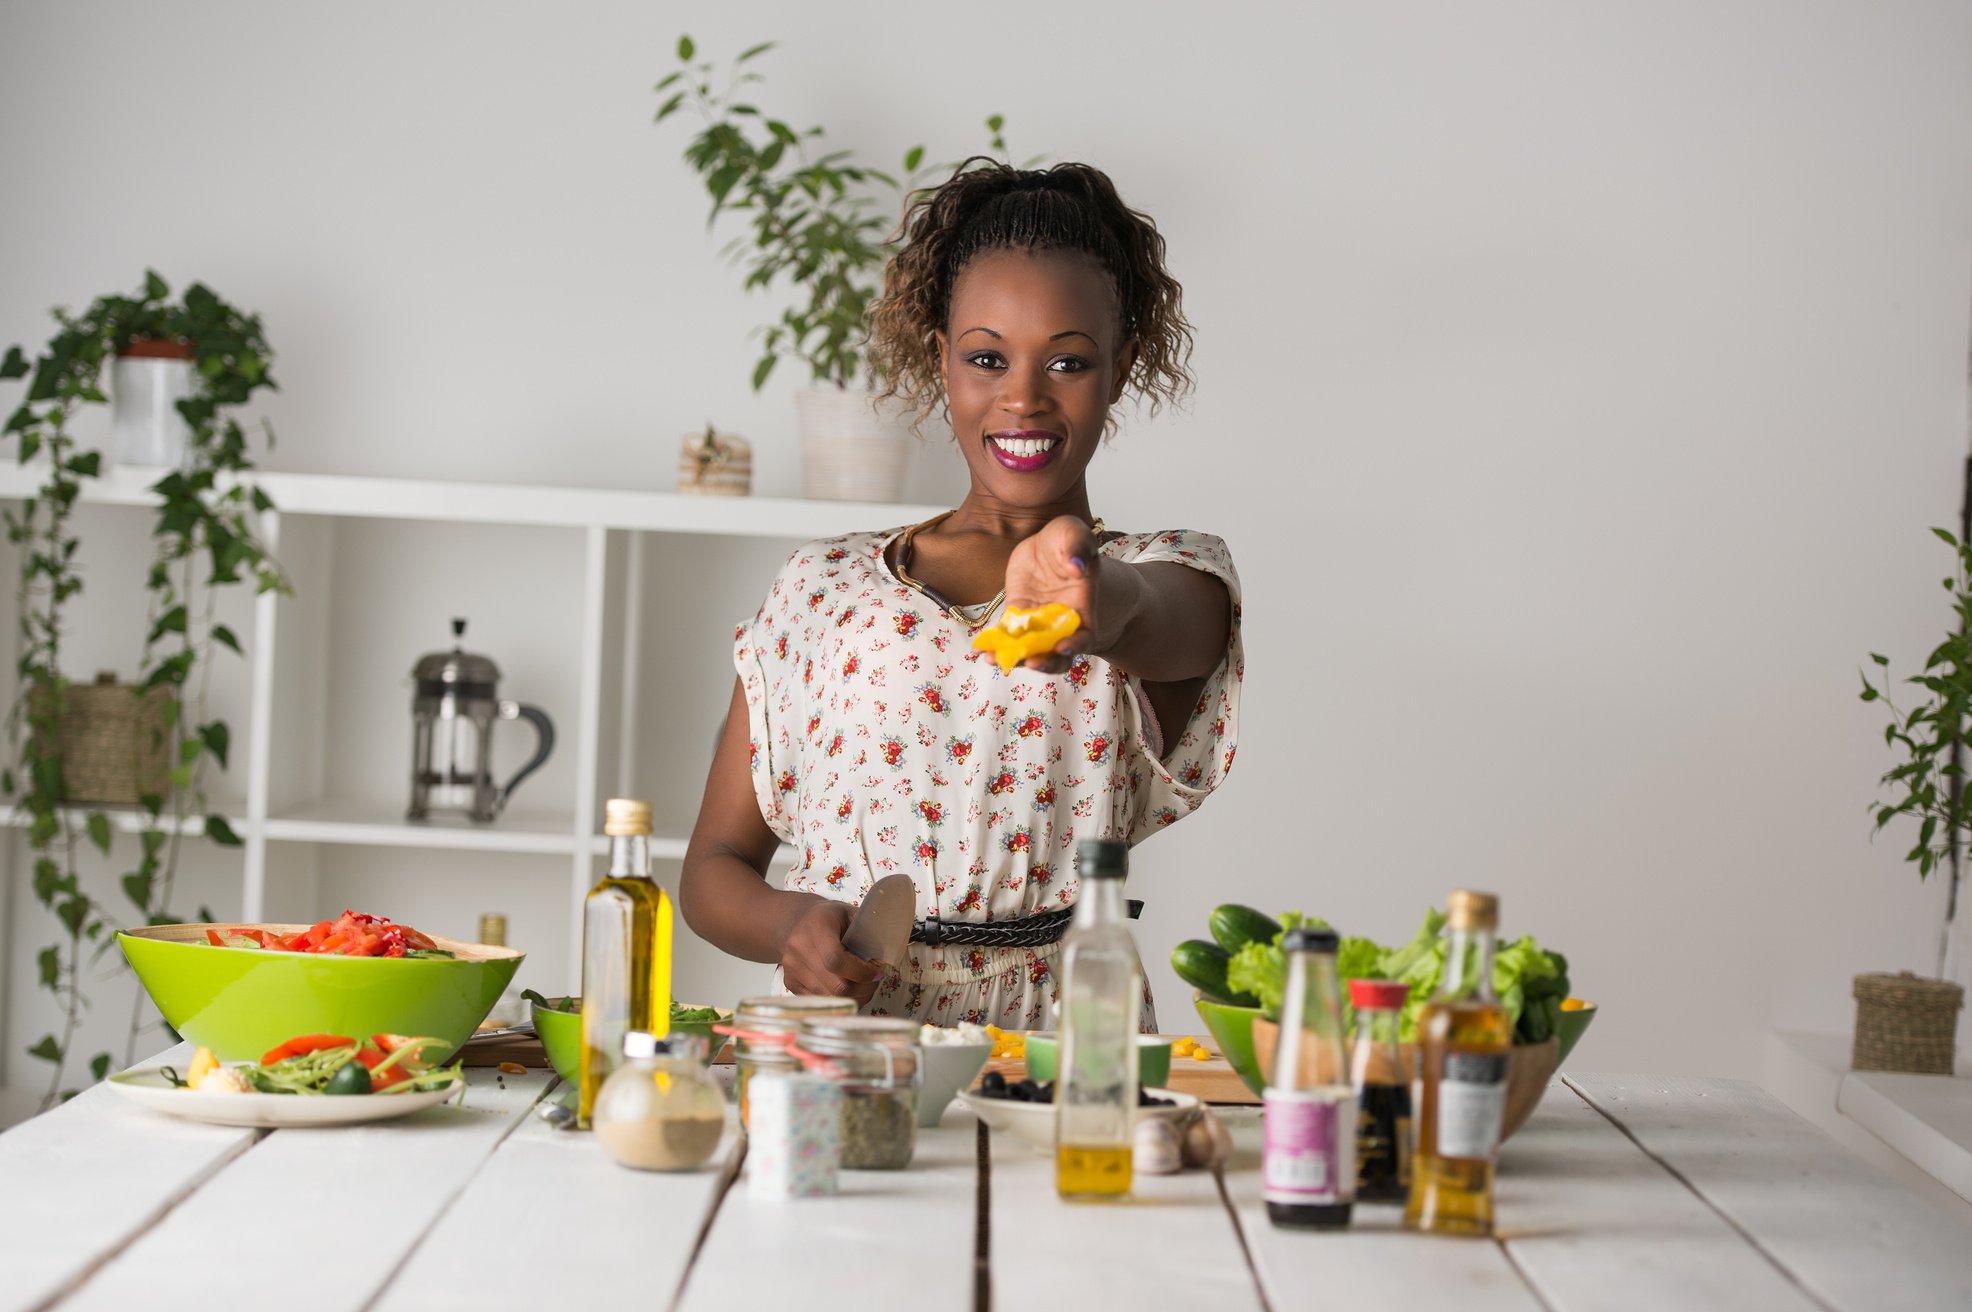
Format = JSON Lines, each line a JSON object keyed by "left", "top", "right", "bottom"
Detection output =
{"left": 992, "top": 436, "right": 1058, "bottom": 459}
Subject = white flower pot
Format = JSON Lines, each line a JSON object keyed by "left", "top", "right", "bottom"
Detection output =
{"left": 794, "top": 387, "right": 914, "bottom": 503}
{"left": 110, "top": 343, "right": 196, "bottom": 470}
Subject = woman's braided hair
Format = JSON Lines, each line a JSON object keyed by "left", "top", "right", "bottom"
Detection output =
{"left": 867, "top": 158, "right": 1194, "bottom": 434}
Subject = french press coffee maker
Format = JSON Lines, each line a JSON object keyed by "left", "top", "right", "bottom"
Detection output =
{"left": 408, "top": 619, "right": 556, "bottom": 823}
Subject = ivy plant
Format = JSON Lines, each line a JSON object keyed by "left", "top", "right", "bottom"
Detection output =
{"left": 1861, "top": 527, "right": 1972, "bottom": 886}
{"left": 0, "top": 271, "right": 285, "bottom": 1108}
{"left": 654, "top": 34, "right": 1010, "bottom": 393}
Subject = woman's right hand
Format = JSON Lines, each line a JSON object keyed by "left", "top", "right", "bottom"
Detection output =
{"left": 779, "top": 896, "right": 883, "bottom": 1003}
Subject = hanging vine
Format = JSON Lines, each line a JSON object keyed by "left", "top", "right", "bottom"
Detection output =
{"left": 0, "top": 271, "right": 284, "bottom": 1107}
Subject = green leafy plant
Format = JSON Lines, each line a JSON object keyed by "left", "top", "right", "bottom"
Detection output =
{"left": 0, "top": 271, "right": 285, "bottom": 1108}
{"left": 1861, "top": 527, "right": 1972, "bottom": 885}
{"left": 654, "top": 35, "right": 1009, "bottom": 392}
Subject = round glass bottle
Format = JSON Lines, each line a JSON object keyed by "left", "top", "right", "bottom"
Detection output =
{"left": 593, "top": 1033, "right": 727, "bottom": 1172}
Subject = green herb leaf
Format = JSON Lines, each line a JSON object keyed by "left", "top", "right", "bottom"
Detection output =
{"left": 28, "top": 1034, "right": 60, "bottom": 1063}
{"left": 86, "top": 811, "right": 112, "bottom": 856}
{"left": 204, "top": 815, "right": 242, "bottom": 847}
{"left": 199, "top": 721, "right": 230, "bottom": 770}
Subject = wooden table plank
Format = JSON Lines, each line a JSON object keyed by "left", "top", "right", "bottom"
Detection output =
{"left": 984, "top": 1104, "right": 1263, "bottom": 1307}
{"left": 1218, "top": 1108, "right": 1540, "bottom": 1310}
{"left": 1497, "top": 1082, "right": 1821, "bottom": 1310}
{"left": 376, "top": 1086, "right": 740, "bottom": 1311}
{"left": 1568, "top": 1073, "right": 1972, "bottom": 1312}
{"left": 0, "top": 1051, "right": 258, "bottom": 1312}
{"left": 679, "top": 1105, "right": 980, "bottom": 1312}
{"left": 59, "top": 1066, "right": 549, "bottom": 1312}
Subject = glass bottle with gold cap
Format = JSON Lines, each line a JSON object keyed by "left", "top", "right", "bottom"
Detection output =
{"left": 1405, "top": 889, "right": 1511, "bottom": 1236}
{"left": 579, "top": 798, "right": 674, "bottom": 1129}
{"left": 478, "top": 913, "right": 523, "bottom": 1027}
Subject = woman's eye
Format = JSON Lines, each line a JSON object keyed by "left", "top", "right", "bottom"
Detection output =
{"left": 964, "top": 352, "right": 1004, "bottom": 370}
{"left": 1049, "top": 356, "right": 1090, "bottom": 374}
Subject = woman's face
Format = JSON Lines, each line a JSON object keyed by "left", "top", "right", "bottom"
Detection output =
{"left": 937, "top": 248, "right": 1135, "bottom": 510}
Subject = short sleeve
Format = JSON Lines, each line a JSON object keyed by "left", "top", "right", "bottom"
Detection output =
{"left": 732, "top": 548, "right": 809, "bottom": 845}
{"left": 1110, "top": 530, "right": 1244, "bottom": 843}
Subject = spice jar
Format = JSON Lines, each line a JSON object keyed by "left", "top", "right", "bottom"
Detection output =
{"left": 732, "top": 995, "right": 857, "bottom": 1124}
{"left": 746, "top": 1074, "right": 840, "bottom": 1200}
{"left": 592, "top": 1033, "right": 727, "bottom": 1173}
{"left": 796, "top": 1015, "right": 921, "bottom": 1170}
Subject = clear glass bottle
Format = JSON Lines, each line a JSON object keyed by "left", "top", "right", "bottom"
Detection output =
{"left": 1264, "top": 926, "right": 1355, "bottom": 1229}
{"left": 1348, "top": 978, "right": 1412, "bottom": 1203}
{"left": 1406, "top": 889, "right": 1511, "bottom": 1236}
{"left": 731, "top": 994, "right": 857, "bottom": 1126}
{"left": 593, "top": 1032, "right": 727, "bottom": 1172}
{"left": 797, "top": 1016, "right": 921, "bottom": 1170}
{"left": 578, "top": 798, "right": 673, "bottom": 1129}
{"left": 477, "top": 912, "right": 523, "bottom": 1028}
{"left": 1055, "top": 838, "right": 1141, "bottom": 1202}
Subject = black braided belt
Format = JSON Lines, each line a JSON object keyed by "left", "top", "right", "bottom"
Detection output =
{"left": 909, "top": 899, "right": 1143, "bottom": 948}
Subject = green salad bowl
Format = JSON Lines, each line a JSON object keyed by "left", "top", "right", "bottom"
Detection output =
{"left": 530, "top": 997, "right": 731, "bottom": 1083}
{"left": 118, "top": 923, "right": 523, "bottom": 1063}
{"left": 1555, "top": 1000, "right": 1597, "bottom": 1065}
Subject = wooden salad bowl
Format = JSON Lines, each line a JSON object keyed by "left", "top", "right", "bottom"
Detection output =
{"left": 1251, "top": 1016, "right": 1560, "bottom": 1143}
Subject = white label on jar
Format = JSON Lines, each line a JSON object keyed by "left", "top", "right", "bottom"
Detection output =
{"left": 1435, "top": 1051, "right": 1507, "bottom": 1160}
{"left": 1263, "top": 1086, "right": 1356, "bottom": 1205}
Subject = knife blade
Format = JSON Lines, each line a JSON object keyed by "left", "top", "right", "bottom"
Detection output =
{"left": 841, "top": 873, "right": 916, "bottom": 972}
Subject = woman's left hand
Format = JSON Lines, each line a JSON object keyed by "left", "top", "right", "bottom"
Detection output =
{"left": 1001, "top": 516, "right": 1102, "bottom": 673}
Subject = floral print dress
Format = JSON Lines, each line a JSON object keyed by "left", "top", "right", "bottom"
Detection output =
{"left": 734, "top": 525, "right": 1242, "bottom": 1029}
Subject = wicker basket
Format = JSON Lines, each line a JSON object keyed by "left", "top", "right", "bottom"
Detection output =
{"left": 1851, "top": 971, "right": 1964, "bottom": 1074}
{"left": 30, "top": 673, "right": 174, "bottom": 806}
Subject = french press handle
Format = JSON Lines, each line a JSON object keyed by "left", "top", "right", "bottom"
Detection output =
{"left": 494, "top": 701, "right": 556, "bottom": 810}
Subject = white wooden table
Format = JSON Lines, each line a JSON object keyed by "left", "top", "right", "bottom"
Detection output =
{"left": 5, "top": 1050, "right": 1971, "bottom": 1312}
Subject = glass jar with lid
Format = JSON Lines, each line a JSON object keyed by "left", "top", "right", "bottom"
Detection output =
{"left": 592, "top": 1032, "right": 727, "bottom": 1172}
{"left": 796, "top": 1015, "right": 922, "bottom": 1170}
{"left": 732, "top": 995, "right": 857, "bottom": 1123}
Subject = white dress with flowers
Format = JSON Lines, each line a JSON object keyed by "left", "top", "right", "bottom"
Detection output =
{"left": 733, "top": 525, "right": 1242, "bottom": 1028}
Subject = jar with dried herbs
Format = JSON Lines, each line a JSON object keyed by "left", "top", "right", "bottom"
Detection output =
{"left": 797, "top": 1016, "right": 921, "bottom": 1170}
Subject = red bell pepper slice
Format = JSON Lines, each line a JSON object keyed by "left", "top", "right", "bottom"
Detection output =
{"left": 260, "top": 1033, "right": 355, "bottom": 1066}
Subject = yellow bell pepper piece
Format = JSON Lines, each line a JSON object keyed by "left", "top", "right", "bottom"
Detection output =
{"left": 187, "top": 1046, "right": 220, "bottom": 1089}
{"left": 972, "top": 604, "right": 1082, "bottom": 672}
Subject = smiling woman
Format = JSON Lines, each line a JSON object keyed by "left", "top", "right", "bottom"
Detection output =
{"left": 678, "top": 160, "right": 1243, "bottom": 1031}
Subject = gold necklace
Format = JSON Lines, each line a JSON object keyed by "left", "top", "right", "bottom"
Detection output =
{"left": 892, "top": 511, "right": 1106, "bottom": 632}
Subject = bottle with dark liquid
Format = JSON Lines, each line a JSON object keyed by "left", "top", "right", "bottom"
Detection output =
{"left": 1406, "top": 889, "right": 1511, "bottom": 1236}
{"left": 1347, "top": 978, "right": 1413, "bottom": 1203}
{"left": 1264, "top": 927, "right": 1355, "bottom": 1229}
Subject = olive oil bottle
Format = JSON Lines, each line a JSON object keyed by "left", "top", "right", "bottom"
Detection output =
{"left": 1055, "top": 839, "right": 1140, "bottom": 1201}
{"left": 578, "top": 798, "right": 673, "bottom": 1129}
{"left": 1405, "top": 890, "right": 1510, "bottom": 1236}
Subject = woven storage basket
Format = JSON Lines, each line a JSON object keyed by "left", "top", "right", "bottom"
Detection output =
{"left": 31, "top": 673, "right": 174, "bottom": 806}
{"left": 1851, "top": 971, "right": 1964, "bottom": 1074}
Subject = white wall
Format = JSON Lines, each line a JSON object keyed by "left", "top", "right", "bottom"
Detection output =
{"left": 2, "top": 0, "right": 1969, "bottom": 1083}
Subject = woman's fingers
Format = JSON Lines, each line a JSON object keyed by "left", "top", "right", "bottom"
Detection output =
{"left": 781, "top": 898, "right": 884, "bottom": 1000}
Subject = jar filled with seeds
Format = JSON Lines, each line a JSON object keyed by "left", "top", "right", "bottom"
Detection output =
{"left": 732, "top": 995, "right": 857, "bottom": 1125}
{"left": 796, "top": 1016, "right": 921, "bottom": 1170}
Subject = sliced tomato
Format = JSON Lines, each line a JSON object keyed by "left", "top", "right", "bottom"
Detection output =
{"left": 355, "top": 1047, "right": 412, "bottom": 1089}
{"left": 260, "top": 1033, "right": 355, "bottom": 1066}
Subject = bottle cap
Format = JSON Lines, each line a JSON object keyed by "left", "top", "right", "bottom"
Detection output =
{"left": 476, "top": 913, "right": 507, "bottom": 947}
{"left": 603, "top": 797, "right": 654, "bottom": 837}
{"left": 1076, "top": 838, "right": 1128, "bottom": 879}
{"left": 1281, "top": 926, "right": 1339, "bottom": 954}
{"left": 1349, "top": 978, "right": 1410, "bottom": 1010}
{"left": 1446, "top": 889, "right": 1499, "bottom": 932}
{"left": 623, "top": 1030, "right": 658, "bottom": 1060}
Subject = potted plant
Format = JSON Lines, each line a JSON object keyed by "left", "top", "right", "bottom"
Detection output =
{"left": 654, "top": 35, "right": 1010, "bottom": 501}
{"left": 1859, "top": 522, "right": 1972, "bottom": 1073}
{"left": 1, "top": 271, "right": 284, "bottom": 1107}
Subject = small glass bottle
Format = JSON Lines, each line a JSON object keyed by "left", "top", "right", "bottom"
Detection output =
{"left": 578, "top": 798, "right": 674, "bottom": 1129}
{"left": 1264, "top": 926, "right": 1356, "bottom": 1229}
{"left": 593, "top": 1032, "right": 727, "bottom": 1172}
{"left": 1406, "top": 889, "right": 1511, "bottom": 1236}
{"left": 477, "top": 913, "right": 524, "bottom": 1028}
{"left": 1055, "top": 838, "right": 1141, "bottom": 1202}
{"left": 1348, "top": 978, "right": 1413, "bottom": 1203}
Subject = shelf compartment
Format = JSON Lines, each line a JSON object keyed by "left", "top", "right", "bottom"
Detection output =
{"left": 262, "top": 798, "right": 586, "bottom": 856}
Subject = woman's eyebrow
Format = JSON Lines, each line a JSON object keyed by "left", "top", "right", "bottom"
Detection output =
{"left": 955, "top": 327, "right": 1100, "bottom": 345}
{"left": 958, "top": 327, "right": 1000, "bottom": 341}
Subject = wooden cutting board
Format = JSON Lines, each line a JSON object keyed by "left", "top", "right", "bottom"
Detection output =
{"left": 981, "top": 1034, "right": 1259, "bottom": 1106}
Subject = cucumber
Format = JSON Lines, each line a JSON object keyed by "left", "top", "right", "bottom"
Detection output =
{"left": 1171, "top": 938, "right": 1258, "bottom": 1007}
{"left": 1208, "top": 903, "right": 1283, "bottom": 954}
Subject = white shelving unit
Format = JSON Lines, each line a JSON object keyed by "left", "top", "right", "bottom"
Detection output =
{"left": 0, "top": 463, "right": 941, "bottom": 976}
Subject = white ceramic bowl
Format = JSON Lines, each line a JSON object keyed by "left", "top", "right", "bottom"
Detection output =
{"left": 916, "top": 1040, "right": 993, "bottom": 1127}
{"left": 954, "top": 1087, "right": 1200, "bottom": 1155}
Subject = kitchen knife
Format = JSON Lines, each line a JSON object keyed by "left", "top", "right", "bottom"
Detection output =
{"left": 841, "top": 873, "right": 915, "bottom": 971}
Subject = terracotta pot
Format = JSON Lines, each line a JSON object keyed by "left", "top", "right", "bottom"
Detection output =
{"left": 1251, "top": 1016, "right": 1560, "bottom": 1143}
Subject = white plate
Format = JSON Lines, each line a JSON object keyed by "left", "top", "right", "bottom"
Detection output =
{"left": 108, "top": 1067, "right": 463, "bottom": 1128}
{"left": 955, "top": 1086, "right": 1200, "bottom": 1155}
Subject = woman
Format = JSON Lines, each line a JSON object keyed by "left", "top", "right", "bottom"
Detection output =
{"left": 679, "top": 160, "right": 1241, "bottom": 1028}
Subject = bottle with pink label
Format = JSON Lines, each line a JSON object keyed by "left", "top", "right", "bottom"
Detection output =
{"left": 1263, "top": 926, "right": 1356, "bottom": 1230}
